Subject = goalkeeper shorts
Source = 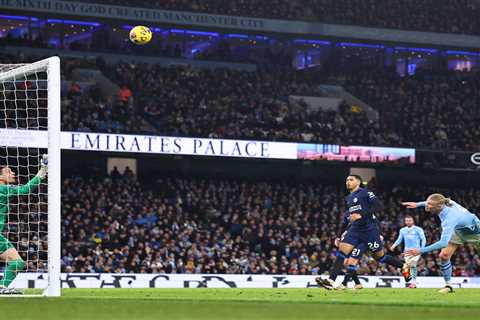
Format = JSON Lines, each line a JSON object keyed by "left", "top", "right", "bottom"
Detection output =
{"left": 0, "top": 235, "right": 14, "bottom": 254}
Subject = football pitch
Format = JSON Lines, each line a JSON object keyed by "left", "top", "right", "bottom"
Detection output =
{"left": 0, "top": 288, "right": 479, "bottom": 320}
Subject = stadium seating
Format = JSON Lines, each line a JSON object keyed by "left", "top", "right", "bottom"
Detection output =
{"left": 61, "top": 172, "right": 480, "bottom": 276}
{"left": 84, "top": 62, "right": 480, "bottom": 151}
{"left": 339, "top": 67, "right": 480, "bottom": 151}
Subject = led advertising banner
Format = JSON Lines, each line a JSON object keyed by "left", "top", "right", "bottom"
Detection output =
{"left": 0, "top": 129, "right": 415, "bottom": 163}
{"left": 297, "top": 143, "right": 415, "bottom": 163}
{"left": 12, "top": 273, "right": 480, "bottom": 289}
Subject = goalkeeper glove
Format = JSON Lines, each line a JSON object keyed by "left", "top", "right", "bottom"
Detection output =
{"left": 36, "top": 154, "right": 48, "bottom": 179}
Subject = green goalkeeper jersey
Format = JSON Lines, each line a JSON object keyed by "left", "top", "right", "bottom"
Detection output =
{"left": 0, "top": 176, "right": 42, "bottom": 232}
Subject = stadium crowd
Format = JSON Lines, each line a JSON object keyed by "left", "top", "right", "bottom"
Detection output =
{"left": 78, "top": 0, "right": 480, "bottom": 35}
{"left": 2, "top": 49, "right": 479, "bottom": 152}
{"left": 61, "top": 171, "right": 480, "bottom": 276}
{"left": 61, "top": 80, "right": 153, "bottom": 134}
{"left": 341, "top": 67, "right": 480, "bottom": 151}
{"left": 72, "top": 62, "right": 480, "bottom": 151}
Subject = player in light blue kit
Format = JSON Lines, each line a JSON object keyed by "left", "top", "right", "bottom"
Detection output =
{"left": 390, "top": 215, "right": 426, "bottom": 288}
{"left": 402, "top": 193, "right": 480, "bottom": 293}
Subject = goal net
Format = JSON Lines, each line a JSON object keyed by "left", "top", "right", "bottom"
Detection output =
{"left": 0, "top": 57, "right": 61, "bottom": 296}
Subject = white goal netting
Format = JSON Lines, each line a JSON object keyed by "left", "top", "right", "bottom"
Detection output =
{"left": 0, "top": 58, "right": 60, "bottom": 296}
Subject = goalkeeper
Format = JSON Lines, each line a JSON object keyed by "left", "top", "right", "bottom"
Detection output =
{"left": 0, "top": 155, "right": 47, "bottom": 294}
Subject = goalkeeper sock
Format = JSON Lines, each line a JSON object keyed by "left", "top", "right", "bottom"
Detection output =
{"left": 0, "top": 259, "right": 25, "bottom": 287}
{"left": 330, "top": 251, "right": 347, "bottom": 281}
{"left": 440, "top": 260, "right": 452, "bottom": 285}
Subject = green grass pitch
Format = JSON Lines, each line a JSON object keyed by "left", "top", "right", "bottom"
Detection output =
{"left": 0, "top": 288, "right": 479, "bottom": 320}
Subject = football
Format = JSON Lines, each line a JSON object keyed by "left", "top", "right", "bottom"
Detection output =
{"left": 129, "top": 26, "right": 152, "bottom": 45}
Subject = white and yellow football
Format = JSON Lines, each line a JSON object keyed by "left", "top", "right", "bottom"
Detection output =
{"left": 129, "top": 26, "right": 152, "bottom": 45}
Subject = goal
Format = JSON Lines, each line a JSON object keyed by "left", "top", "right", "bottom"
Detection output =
{"left": 0, "top": 57, "right": 61, "bottom": 296}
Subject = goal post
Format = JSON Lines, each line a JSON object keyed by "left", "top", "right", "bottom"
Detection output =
{"left": 0, "top": 57, "right": 61, "bottom": 296}
{"left": 47, "top": 57, "right": 61, "bottom": 297}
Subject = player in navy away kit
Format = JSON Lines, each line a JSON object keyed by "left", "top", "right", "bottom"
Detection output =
{"left": 331, "top": 207, "right": 370, "bottom": 289}
{"left": 317, "top": 175, "right": 411, "bottom": 290}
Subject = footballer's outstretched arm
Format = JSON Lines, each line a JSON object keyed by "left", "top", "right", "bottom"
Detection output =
{"left": 419, "top": 226, "right": 453, "bottom": 254}
{"left": 2, "top": 176, "right": 41, "bottom": 196}
{"left": 0, "top": 154, "right": 48, "bottom": 196}
{"left": 402, "top": 201, "right": 426, "bottom": 209}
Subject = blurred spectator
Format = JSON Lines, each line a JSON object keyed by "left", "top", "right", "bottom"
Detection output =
{"left": 118, "top": 86, "right": 133, "bottom": 104}
{"left": 67, "top": 82, "right": 82, "bottom": 100}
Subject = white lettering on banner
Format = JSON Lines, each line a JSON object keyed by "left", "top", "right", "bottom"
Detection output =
{"left": 63, "top": 132, "right": 292, "bottom": 159}
{"left": 0, "top": 129, "right": 416, "bottom": 162}
{"left": 11, "top": 273, "right": 480, "bottom": 289}
{"left": 0, "top": 0, "right": 266, "bottom": 31}
{"left": 1, "top": 128, "right": 419, "bottom": 164}
{"left": 0, "top": 129, "right": 295, "bottom": 159}
{"left": 0, "top": 129, "right": 417, "bottom": 162}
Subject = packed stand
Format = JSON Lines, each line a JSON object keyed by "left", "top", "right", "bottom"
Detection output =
{"left": 61, "top": 80, "right": 152, "bottom": 134}
{"left": 102, "top": 62, "right": 480, "bottom": 151}
{"left": 61, "top": 172, "right": 480, "bottom": 276}
{"left": 0, "top": 51, "right": 151, "bottom": 134}
{"left": 60, "top": 57, "right": 153, "bottom": 134}
{"left": 103, "top": 63, "right": 351, "bottom": 142}
{"left": 101, "top": 63, "right": 379, "bottom": 144}
{"left": 78, "top": 0, "right": 480, "bottom": 35}
{"left": 336, "top": 67, "right": 480, "bottom": 151}
{"left": 3, "top": 50, "right": 479, "bottom": 151}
